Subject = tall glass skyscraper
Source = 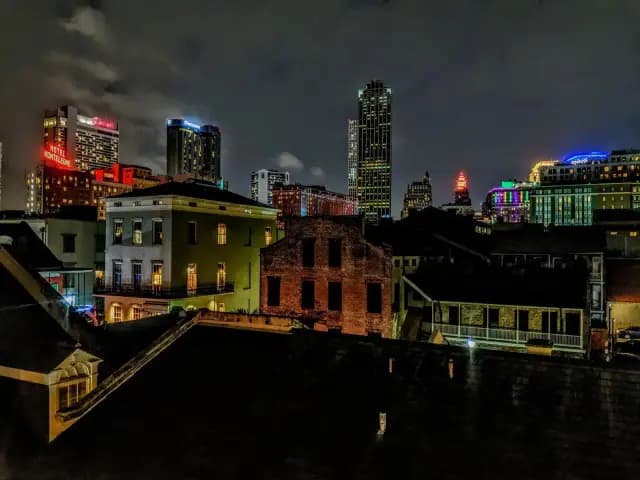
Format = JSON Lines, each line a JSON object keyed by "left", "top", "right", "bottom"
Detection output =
{"left": 166, "top": 119, "right": 221, "bottom": 182}
{"left": 356, "top": 80, "right": 392, "bottom": 223}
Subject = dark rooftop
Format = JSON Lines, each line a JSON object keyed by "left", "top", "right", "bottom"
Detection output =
{"left": 2, "top": 327, "right": 640, "bottom": 478}
{"left": 110, "top": 181, "right": 274, "bottom": 209}
{"left": 0, "top": 222, "right": 62, "bottom": 270}
{"left": 407, "top": 263, "right": 587, "bottom": 308}
{"left": 490, "top": 224, "right": 606, "bottom": 254}
{"left": 0, "top": 263, "right": 76, "bottom": 373}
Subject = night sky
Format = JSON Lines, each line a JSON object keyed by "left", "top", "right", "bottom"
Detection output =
{"left": 1, "top": 0, "right": 640, "bottom": 217}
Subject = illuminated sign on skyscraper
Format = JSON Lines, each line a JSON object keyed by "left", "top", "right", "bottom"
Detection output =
{"left": 42, "top": 143, "right": 73, "bottom": 170}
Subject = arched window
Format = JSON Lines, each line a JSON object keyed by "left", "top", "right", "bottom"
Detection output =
{"left": 131, "top": 304, "right": 143, "bottom": 321}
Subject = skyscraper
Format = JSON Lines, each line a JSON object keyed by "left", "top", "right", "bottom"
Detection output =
{"left": 43, "top": 105, "right": 119, "bottom": 170}
{"left": 166, "top": 119, "right": 222, "bottom": 182}
{"left": 454, "top": 171, "right": 471, "bottom": 205}
{"left": 401, "top": 171, "right": 432, "bottom": 218}
{"left": 250, "top": 169, "right": 290, "bottom": 205}
{"left": 347, "top": 119, "right": 358, "bottom": 201}
{"left": 356, "top": 80, "right": 392, "bottom": 223}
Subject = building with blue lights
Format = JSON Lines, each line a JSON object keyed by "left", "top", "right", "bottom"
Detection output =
{"left": 530, "top": 150, "right": 640, "bottom": 226}
{"left": 166, "top": 119, "right": 221, "bottom": 183}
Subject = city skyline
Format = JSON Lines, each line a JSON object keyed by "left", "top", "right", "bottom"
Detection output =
{"left": 2, "top": 1, "right": 640, "bottom": 217}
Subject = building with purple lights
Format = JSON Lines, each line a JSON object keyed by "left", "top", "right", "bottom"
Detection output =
{"left": 483, "top": 180, "right": 533, "bottom": 224}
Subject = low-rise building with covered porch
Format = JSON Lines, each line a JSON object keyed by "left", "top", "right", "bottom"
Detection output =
{"left": 400, "top": 264, "right": 589, "bottom": 356}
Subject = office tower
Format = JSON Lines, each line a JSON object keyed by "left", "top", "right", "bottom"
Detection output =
{"left": 483, "top": 180, "right": 532, "bottom": 224}
{"left": 401, "top": 171, "right": 432, "bottom": 218}
{"left": 454, "top": 171, "right": 471, "bottom": 205}
{"left": 356, "top": 80, "right": 392, "bottom": 223}
{"left": 440, "top": 171, "right": 474, "bottom": 216}
{"left": 250, "top": 169, "right": 290, "bottom": 205}
{"left": 347, "top": 119, "right": 358, "bottom": 201}
{"left": 166, "top": 119, "right": 221, "bottom": 182}
{"left": 43, "top": 105, "right": 118, "bottom": 170}
{"left": 200, "top": 125, "right": 221, "bottom": 181}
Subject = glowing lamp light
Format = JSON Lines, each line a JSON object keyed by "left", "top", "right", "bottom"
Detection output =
{"left": 467, "top": 338, "right": 476, "bottom": 348}
{"left": 455, "top": 171, "right": 468, "bottom": 192}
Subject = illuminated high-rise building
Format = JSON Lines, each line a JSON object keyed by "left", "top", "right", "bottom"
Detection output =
{"left": 441, "top": 171, "right": 474, "bottom": 216}
{"left": 401, "top": 171, "right": 432, "bottom": 218}
{"left": 347, "top": 119, "right": 358, "bottom": 201}
{"left": 166, "top": 119, "right": 221, "bottom": 182}
{"left": 43, "top": 105, "right": 118, "bottom": 171}
{"left": 250, "top": 169, "right": 290, "bottom": 205}
{"left": 356, "top": 80, "right": 392, "bottom": 223}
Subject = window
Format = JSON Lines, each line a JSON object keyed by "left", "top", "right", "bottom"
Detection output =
{"left": 302, "top": 238, "right": 315, "bottom": 267}
{"left": 152, "top": 262, "right": 163, "bottom": 294}
{"left": 301, "top": 280, "right": 315, "bottom": 309}
{"left": 111, "top": 303, "right": 122, "bottom": 322}
{"left": 58, "top": 381, "right": 87, "bottom": 411}
{"left": 131, "top": 305, "right": 143, "bottom": 321}
{"left": 367, "top": 283, "right": 382, "bottom": 314}
{"left": 187, "top": 263, "right": 197, "bottom": 295}
{"left": 265, "top": 227, "right": 273, "bottom": 246}
{"left": 62, "top": 233, "right": 76, "bottom": 253}
{"left": 188, "top": 222, "right": 197, "bottom": 244}
{"left": 328, "top": 282, "right": 342, "bottom": 311}
{"left": 217, "top": 262, "right": 226, "bottom": 290}
{"left": 95, "top": 269, "right": 104, "bottom": 287}
{"left": 448, "top": 305, "right": 460, "bottom": 325}
{"left": 113, "top": 219, "right": 123, "bottom": 244}
{"left": 267, "top": 276, "right": 281, "bottom": 306}
{"left": 132, "top": 219, "right": 143, "bottom": 245}
{"left": 132, "top": 262, "right": 142, "bottom": 291}
{"left": 217, "top": 223, "right": 227, "bottom": 245}
{"left": 63, "top": 273, "right": 75, "bottom": 289}
{"left": 328, "top": 239, "right": 342, "bottom": 268}
{"left": 152, "top": 219, "right": 163, "bottom": 245}
{"left": 113, "top": 261, "right": 122, "bottom": 289}
{"left": 393, "top": 259, "right": 400, "bottom": 267}
{"left": 217, "top": 303, "right": 225, "bottom": 312}
{"left": 488, "top": 307, "right": 499, "bottom": 328}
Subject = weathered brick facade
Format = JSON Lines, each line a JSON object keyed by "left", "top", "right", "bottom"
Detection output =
{"left": 260, "top": 217, "right": 393, "bottom": 337}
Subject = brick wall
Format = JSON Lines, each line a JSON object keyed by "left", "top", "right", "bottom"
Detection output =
{"left": 260, "top": 217, "right": 393, "bottom": 337}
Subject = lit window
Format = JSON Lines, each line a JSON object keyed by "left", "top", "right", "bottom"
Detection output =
{"left": 111, "top": 304, "right": 123, "bottom": 322}
{"left": 132, "top": 219, "right": 143, "bottom": 245}
{"left": 217, "top": 262, "right": 226, "bottom": 290}
{"left": 113, "top": 219, "right": 123, "bottom": 244}
{"left": 187, "top": 263, "right": 197, "bottom": 295}
{"left": 265, "top": 226, "right": 273, "bottom": 246}
{"left": 631, "top": 232, "right": 638, "bottom": 238}
{"left": 217, "top": 223, "right": 227, "bottom": 245}
{"left": 131, "top": 305, "right": 143, "bottom": 321}
{"left": 58, "top": 381, "right": 87, "bottom": 411}
{"left": 152, "top": 262, "right": 163, "bottom": 294}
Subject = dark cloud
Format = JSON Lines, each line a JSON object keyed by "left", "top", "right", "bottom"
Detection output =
{"left": 2, "top": 0, "right": 640, "bottom": 215}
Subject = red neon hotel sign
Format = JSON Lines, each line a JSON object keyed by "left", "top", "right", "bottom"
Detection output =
{"left": 42, "top": 143, "right": 73, "bottom": 169}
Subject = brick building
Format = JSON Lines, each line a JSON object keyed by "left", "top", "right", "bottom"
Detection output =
{"left": 260, "top": 216, "right": 392, "bottom": 337}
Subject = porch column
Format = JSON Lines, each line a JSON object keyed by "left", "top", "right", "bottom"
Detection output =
{"left": 458, "top": 303, "right": 461, "bottom": 337}
{"left": 516, "top": 308, "right": 519, "bottom": 344}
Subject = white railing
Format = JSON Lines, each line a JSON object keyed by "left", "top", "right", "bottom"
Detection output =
{"left": 428, "top": 323, "right": 582, "bottom": 349}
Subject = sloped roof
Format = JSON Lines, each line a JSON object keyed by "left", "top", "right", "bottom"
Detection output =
{"left": 0, "top": 222, "right": 62, "bottom": 270}
{"left": 0, "top": 262, "right": 77, "bottom": 373}
{"left": 110, "top": 181, "right": 274, "bottom": 209}
{"left": 407, "top": 264, "right": 587, "bottom": 308}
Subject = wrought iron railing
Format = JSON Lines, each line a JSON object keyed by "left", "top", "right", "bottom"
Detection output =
{"left": 95, "top": 281, "right": 234, "bottom": 298}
